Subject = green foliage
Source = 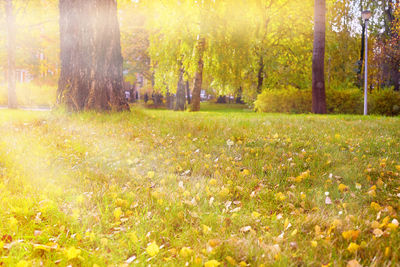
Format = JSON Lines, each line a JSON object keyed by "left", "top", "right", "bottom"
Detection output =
{"left": 254, "top": 87, "right": 312, "bottom": 114}
{"left": 255, "top": 88, "right": 400, "bottom": 116}
{"left": 326, "top": 89, "right": 363, "bottom": 114}
{"left": 369, "top": 89, "right": 400, "bottom": 116}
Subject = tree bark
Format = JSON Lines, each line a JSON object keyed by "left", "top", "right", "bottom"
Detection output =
{"left": 5, "top": 0, "right": 17, "bottom": 109}
{"left": 392, "top": 67, "right": 399, "bottom": 91}
{"left": 186, "top": 80, "right": 191, "bottom": 104}
{"left": 175, "top": 67, "right": 186, "bottom": 111}
{"left": 257, "top": 55, "right": 264, "bottom": 94}
{"left": 312, "top": 0, "right": 327, "bottom": 114}
{"left": 57, "top": 0, "right": 129, "bottom": 111}
{"left": 191, "top": 37, "right": 205, "bottom": 112}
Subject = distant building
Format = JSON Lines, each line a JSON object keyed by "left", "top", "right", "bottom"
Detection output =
{"left": 16, "top": 69, "right": 33, "bottom": 83}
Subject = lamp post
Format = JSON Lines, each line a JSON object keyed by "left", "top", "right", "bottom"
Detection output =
{"left": 362, "top": 10, "right": 372, "bottom": 116}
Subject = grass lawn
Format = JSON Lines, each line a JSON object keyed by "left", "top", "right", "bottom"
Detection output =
{"left": 0, "top": 105, "right": 399, "bottom": 266}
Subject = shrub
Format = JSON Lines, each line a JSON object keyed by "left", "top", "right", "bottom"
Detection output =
{"left": 369, "top": 89, "right": 400, "bottom": 116}
{"left": 254, "top": 87, "right": 311, "bottom": 114}
{"left": 255, "top": 87, "right": 400, "bottom": 116}
{"left": 326, "top": 89, "right": 363, "bottom": 114}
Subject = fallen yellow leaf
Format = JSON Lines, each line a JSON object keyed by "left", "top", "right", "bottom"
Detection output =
{"left": 347, "top": 242, "right": 359, "bottom": 253}
{"left": 179, "top": 247, "right": 193, "bottom": 258}
{"left": 146, "top": 241, "right": 160, "bottom": 257}
{"left": 338, "top": 183, "right": 349, "bottom": 192}
{"left": 205, "top": 259, "right": 221, "bottom": 267}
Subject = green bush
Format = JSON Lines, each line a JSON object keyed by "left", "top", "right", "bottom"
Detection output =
{"left": 255, "top": 87, "right": 400, "bottom": 116}
{"left": 326, "top": 89, "right": 363, "bottom": 114}
{"left": 254, "top": 87, "right": 312, "bottom": 114}
{"left": 369, "top": 89, "right": 400, "bottom": 116}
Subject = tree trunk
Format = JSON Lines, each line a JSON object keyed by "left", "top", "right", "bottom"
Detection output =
{"left": 393, "top": 67, "right": 399, "bottom": 91}
{"left": 175, "top": 68, "right": 186, "bottom": 111}
{"left": 57, "top": 0, "right": 129, "bottom": 111}
{"left": 191, "top": 37, "right": 205, "bottom": 112}
{"left": 257, "top": 55, "right": 264, "bottom": 94}
{"left": 312, "top": 0, "right": 327, "bottom": 114}
{"left": 186, "top": 80, "right": 191, "bottom": 104}
{"left": 5, "top": 0, "right": 17, "bottom": 109}
{"left": 166, "top": 90, "right": 174, "bottom": 109}
{"left": 236, "top": 87, "right": 244, "bottom": 104}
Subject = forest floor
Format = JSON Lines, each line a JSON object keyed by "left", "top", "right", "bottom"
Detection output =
{"left": 0, "top": 104, "right": 399, "bottom": 266}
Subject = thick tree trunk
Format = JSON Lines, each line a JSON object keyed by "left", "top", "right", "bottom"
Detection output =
{"left": 175, "top": 68, "right": 186, "bottom": 111}
{"left": 57, "top": 0, "right": 129, "bottom": 111}
{"left": 312, "top": 0, "right": 327, "bottom": 114}
{"left": 257, "top": 56, "right": 264, "bottom": 94}
{"left": 5, "top": 0, "right": 17, "bottom": 109}
{"left": 191, "top": 37, "right": 205, "bottom": 112}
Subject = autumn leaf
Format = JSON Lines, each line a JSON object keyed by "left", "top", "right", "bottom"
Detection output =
{"left": 204, "top": 259, "right": 221, "bottom": 267}
{"left": 113, "top": 207, "right": 123, "bottom": 220}
{"left": 338, "top": 184, "right": 348, "bottom": 193}
{"left": 347, "top": 243, "right": 359, "bottom": 253}
{"left": 179, "top": 247, "right": 193, "bottom": 258}
{"left": 146, "top": 241, "right": 160, "bottom": 257}
{"left": 225, "top": 256, "right": 237, "bottom": 265}
{"left": 347, "top": 259, "right": 362, "bottom": 267}
{"left": 16, "top": 260, "right": 29, "bottom": 267}
{"left": 342, "top": 230, "right": 360, "bottom": 241}
{"left": 370, "top": 202, "right": 381, "bottom": 211}
{"left": 65, "top": 246, "right": 81, "bottom": 260}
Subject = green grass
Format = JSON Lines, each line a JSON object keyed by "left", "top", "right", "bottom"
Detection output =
{"left": 0, "top": 83, "right": 56, "bottom": 106}
{"left": 0, "top": 106, "right": 399, "bottom": 266}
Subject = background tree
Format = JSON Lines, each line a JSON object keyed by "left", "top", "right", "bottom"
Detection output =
{"left": 312, "top": 0, "right": 327, "bottom": 114}
{"left": 5, "top": 0, "right": 17, "bottom": 108}
{"left": 57, "top": 0, "right": 128, "bottom": 111}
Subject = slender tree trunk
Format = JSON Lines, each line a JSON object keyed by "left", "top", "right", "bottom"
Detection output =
{"left": 393, "top": 68, "right": 399, "bottom": 91}
{"left": 57, "top": 0, "right": 129, "bottom": 111}
{"left": 191, "top": 37, "right": 205, "bottom": 112}
{"left": 312, "top": 0, "right": 327, "bottom": 114}
{"left": 5, "top": 0, "right": 17, "bottom": 109}
{"left": 236, "top": 87, "right": 244, "bottom": 104}
{"left": 175, "top": 68, "right": 186, "bottom": 111}
{"left": 186, "top": 80, "right": 191, "bottom": 104}
{"left": 257, "top": 55, "right": 264, "bottom": 94}
{"left": 166, "top": 90, "right": 174, "bottom": 109}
